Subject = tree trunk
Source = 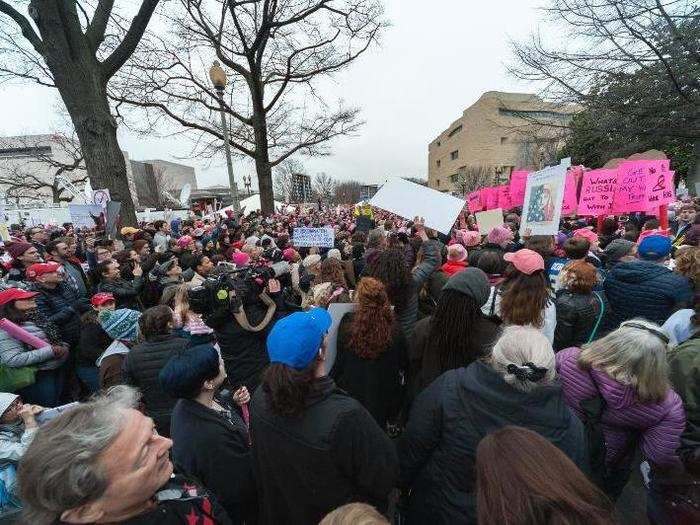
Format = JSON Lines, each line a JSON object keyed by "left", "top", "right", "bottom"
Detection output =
{"left": 25, "top": 2, "right": 138, "bottom": 226}
{"left": 692, "top": 140, "right": 700, "bottom": 196}
{"left": 251, "top": 79, "right": 274, "bottom": 215}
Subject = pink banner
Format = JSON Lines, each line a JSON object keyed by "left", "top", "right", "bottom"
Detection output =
{"left": 561, "top": 172, "right": 578, "bottom": 215}
{"left": 0, "top": 318, "right": 50, "bottom": 348}
{"left": 578, "top": 169, "right": 617, "bottom": 216}
{"left": 497, "top": 185, "right": 512, "bottom": 210}
{"left": 481, "top": 187, "right": 499, "bottom": 210}
{"left": 612, "top": 161, "right": 649, "bottom": 213}
{"left": 508, "top": 170, "right": 529, "bottom": 207}
{"left": 467, "top": 191, "right": 483, "bottom": 213}
{"left": 646, "top": 168, "right": 675, "bottom": 209}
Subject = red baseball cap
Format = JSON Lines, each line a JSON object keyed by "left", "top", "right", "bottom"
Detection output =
{"left": 503, "top": 249, "right": 545, "bottom": 275}
{"left": 25, "top": 262, "right": 62, "bottom": 281}
{"left": 0, "top": 288, "right": 39, "bottom": 307}
{"left": 90, "top": 293, "right": 115, "bottom": 307}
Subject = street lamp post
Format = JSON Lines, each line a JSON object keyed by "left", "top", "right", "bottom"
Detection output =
{"left": 243, "top": 174, "right": 252, "bottom": 197}
{"left": 209, "top": 61, "right": 241, "bottom": 213}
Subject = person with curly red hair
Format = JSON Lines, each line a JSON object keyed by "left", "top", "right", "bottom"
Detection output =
{"left": 332, "top": 277, "right": 408, "bottom": 430}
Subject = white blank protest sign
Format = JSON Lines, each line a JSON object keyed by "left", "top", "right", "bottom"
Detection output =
{"left": 325, "top": 302, "right": 357, "bottom": 372}
{"left": 369, "top": 178, "right": 465, "bottom": 234}
{"left": 475, "top": 208, "right": 504, "bottom": 235}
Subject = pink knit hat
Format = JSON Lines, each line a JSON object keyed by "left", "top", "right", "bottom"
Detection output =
{"left": 231, "top": 251, "right": 250, "bottom": 267}
{"left": 487, "top": 226, "right": 514, "bottom": 247}
{"left": 177, "top": 235, "right": 194, "bottom": 248}
{"left": 459, "top": 230, "right": 482, "bottom": 247}
{"left": 447, "top": 244, "right": 468, "bottom": 262}
{"left": 572, "top": 228, "right": 599, "bottom": 244}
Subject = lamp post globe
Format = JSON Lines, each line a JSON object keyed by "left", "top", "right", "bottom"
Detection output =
{"left": 209, "top": 61, "right": 227, "bottom": 91}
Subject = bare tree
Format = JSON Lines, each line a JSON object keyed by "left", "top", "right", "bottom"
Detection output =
{"left": 451, "top": 165, "right": 499, "bottom": 196}
{"left": 510, "top": 0, "right": 700, "bottom": 172}
{"left": 333, "top": 180, "right": 362, "bottom": 204}
{"left": 112, "top": 0, "right": 387, "bottom": 215}
{"left": 313, "top": 172, "right": 335, "bottom": 203}
{"left": 0, "top": 133, "right": 88, "bottom": 204}
{"left": 0, "top": 0, "right": 163, "bottom": 224}
{"left": 273, "top": 158, "right": 306, "bottom": 201}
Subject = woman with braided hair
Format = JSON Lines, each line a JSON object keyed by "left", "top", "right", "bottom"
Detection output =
{"left": 399, "top": 326, "right": 586, "bottom": 524}
{"left": 332, "top": 277, "right": 407, "bottom": 429}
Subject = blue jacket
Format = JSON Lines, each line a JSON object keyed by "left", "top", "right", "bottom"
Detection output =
{"left": 603, "top": 260, "right": 693, "bottom": 331}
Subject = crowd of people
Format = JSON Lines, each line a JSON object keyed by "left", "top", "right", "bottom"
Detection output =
{"left": 0, "top": 198, "right": 698, "bottom": 524}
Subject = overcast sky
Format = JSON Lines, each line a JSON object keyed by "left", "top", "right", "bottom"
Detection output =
{"left": 0, "top": 0, "right": 542, "bottom": 190}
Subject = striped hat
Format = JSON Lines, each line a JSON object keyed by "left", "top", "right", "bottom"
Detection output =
{"left": 98, "top": 308, "right": 141, "bottom": 342}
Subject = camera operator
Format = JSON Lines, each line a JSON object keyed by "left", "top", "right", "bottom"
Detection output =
{"left": 191, "top": 267, "right": 290, "bottom": 393}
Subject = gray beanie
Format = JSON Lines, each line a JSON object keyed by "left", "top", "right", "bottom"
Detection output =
{"left": 603, "top": 239, "right": 635, "bottom": 262}
{"left": 443, "top": 267, "right": 491, "bottom": 306}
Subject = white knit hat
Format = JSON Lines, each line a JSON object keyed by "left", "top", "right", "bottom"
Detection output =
{"left": 0, "top": 393, "right": 19, "bottom": 418}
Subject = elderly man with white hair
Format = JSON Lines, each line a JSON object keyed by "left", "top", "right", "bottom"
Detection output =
{"left": 398, "top": 326, "right": 586, "bottom": 525}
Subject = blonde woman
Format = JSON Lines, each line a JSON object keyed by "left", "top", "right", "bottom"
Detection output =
{"left": 171, "top": 283, "right": 214, "bottom": 345}
{"left": 556, "top": 319, "right": 685, "bottom": 499}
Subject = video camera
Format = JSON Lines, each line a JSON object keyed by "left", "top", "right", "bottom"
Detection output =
{"left": 187, "top": 263, "right": 275, "bottom": 318}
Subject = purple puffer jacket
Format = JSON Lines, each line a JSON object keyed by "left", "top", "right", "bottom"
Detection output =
{"left": 556, "top": 347, "right": 685, "bottom": 468}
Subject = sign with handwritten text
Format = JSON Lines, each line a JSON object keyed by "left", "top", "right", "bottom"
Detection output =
{"left": 578, "top": 169, "right": 618, "bottom": 216}
{"left": 508, "top": 170, "right": 529, "bottom": 207}
{"left": 292, "top": 227, "right": 335, "bottom": 248}
{"left": 467, "top": 191, "right": 483, "bottom": 213}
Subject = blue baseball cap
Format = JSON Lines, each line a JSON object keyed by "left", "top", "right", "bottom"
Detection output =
{"left": 637, "top": 235, "right": 672, "bottom": 261}
{"left": 267, "top": 308, "right": 332, "bottom": 370}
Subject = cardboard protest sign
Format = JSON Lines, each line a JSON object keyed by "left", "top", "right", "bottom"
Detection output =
{"left": 612, "top": 161, "right": 651, "bottom": 213}
{"left": 92, "top": 188, "right": 111, "bottom": 207}
{"left": 467, "top": 191, "right": 482, "bottom": 213}
{"left": 369, "top": 178, "right": 465, "bottom": 234}
{"left": 475, "top": 208, "right": 504, "bottom": 235}
{"left": 519, "top": 164, "right": 567, "bottom": 236}
{"left": 578, "top": 169, "right": 617, "bottom": 216}
{"left": 508, "top": 170, "right": 529, "bottom": 207}
{"left": 326, "top": 303, "right": 357, "bottom": 372}
{"left": 561, "top": 172, "right": 578, "bottom": 216}
{"left": 292, "top": 227, "right": 335, "bottom": 248}
{"left": 497, "top": 185, "right": 512, "bottom": 210}
{"left": 68, "top": 204, "right": 104, "bottom": 230}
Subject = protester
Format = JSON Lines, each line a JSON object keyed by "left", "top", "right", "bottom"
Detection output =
{"left": 556, "top": 319, "right": 685, "bottom": 499}
{"left": 189, "top": 253, "right": 214, "bottom": 287}
{"left": 603, "top": 235, "right": 693, "bottom": 330}
{"left": 251, "top": 308, "right": 398, "bottom": 524}
{"left": 96, "top": 258, "right": 144, "bottom": 310}
{"left": 365, "top": 218, "right": 440, "bottom": 335}
{"left": 152, "top": 220, "right": 171, "bottom": 252}
{"left": 97, "top": 308, "right": 141, "bottom": 390}
{"left": 673, "top": 202, "right": 696, "bottom": 247}
{"left": 399, "top": 326, "right": 585, "bottom": 524}
{"left": 17, "top": 386, "right": 231, "bottom": 524}
{"left": 123, "top": 305, "right": 187, "bottom": 436}
{"left": 410, "top": 268, "right": 500, "bottom": 397}
{"left": 332, "top": 277, "right": 407, "bottom": 429}
{"left": 673, "top": 246, "right": 700, "bottom": 291}
{"left": 490, "top": 249, "right": 556, "bottom": 343}
{"left": 161, "top": 344, "right": 257, "bottom": 524}
{"left": 44, "top": 239, "right": 89, "bottom": 295}
{"left": 320, "top": 503, "right": 389, "bottom": 525}
{"left": 554, "top": 260, "right": 608, "bottom": 351}
{"left": 602, "top": 238, "right": 636, "bottom": 270}
{"left": 28, "top": 262, "right": 90, "bottom": 351}
{"left": 475, "top": 426, "right": 616, "bottom": 525}
{"left": 5, "top": 243, "right": 42, "bottom": 284}
{"left": 76, "top": 293, "right": 114, "bottom": 394}
{"left": 0, "top": 289, "right": 68, "bottom": 407}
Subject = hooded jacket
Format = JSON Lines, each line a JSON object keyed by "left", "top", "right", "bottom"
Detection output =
{"left": 556, "top": 346, "right": 685, "bottom": 468}
{"left": 602, "top": 260, "right": 692, "bottom": 331}
{"left": 399, "top": 361, "right": 586, "bottom": 524}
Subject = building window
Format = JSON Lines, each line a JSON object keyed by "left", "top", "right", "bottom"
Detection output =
{"left": 436, "top": 159, "right": 441, "bottom": 168}
{"left": 498, "top": 108, "right": 570, "bottom": 121}
{"left": 0, "top": 145, "right": 52, "bottom": 158}
{"left": 500, "top": 137, "right": 507, "bottom": 145}
{"left": 437, "top": 179, "right": 440, "bottom": 188}
{"left": 448, "top": 125, "right": 463, "bottom": 138}
{"left": 450, "top": 150, "right": 459, "bottom": 160}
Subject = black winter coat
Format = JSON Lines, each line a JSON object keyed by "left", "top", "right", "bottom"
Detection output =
{"left": 398, "top": 361, "right": 587, "bottom": 524}
{"left": 602, "top": 260, "right": 693, "bottom": 331}
{"left": 77, "top": 313, "right": 112, "bottom": 366}
{"left": 553, "top": 289, "right": 609, "bottom": 351}
{"left": 331, "top": 314, "right": 408, "bottom": 428}
{"left": 34, "top": 282, "right": 91, "bottom": 348}
{"left": 170, "top": 398, "right": 257, "bottom": 524}
{"left": 250, "top": 377, "right": 398, "bottom": 525}
{"left": 98, "top": 276, "right": 144, "bottom": 310}
{"left": 123, "top": 334, "right": 188, "bottom": 436}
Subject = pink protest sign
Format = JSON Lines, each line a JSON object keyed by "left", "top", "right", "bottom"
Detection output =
{"left": 561, "top": 172, "right": 578, "bottom": 216}
{"left": 578, "top": 169, "right": 617, "bottom": 216}
{"left": 509, "top": 170, "right": 529, "bottom": 207}
{"left": 612, "top": 161, "right": 648, "bottom": 213}
{"left": 497, "top": 185, "right": 512, "bottom": 210}
{"left": 467, "top": 191, "right": 483, "bottom": 213}
{"left": 646, "top": 168, "right": 675, "bottom": 209}
{"left": 481, "top": 187, "right": 499, "bottom": 210}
